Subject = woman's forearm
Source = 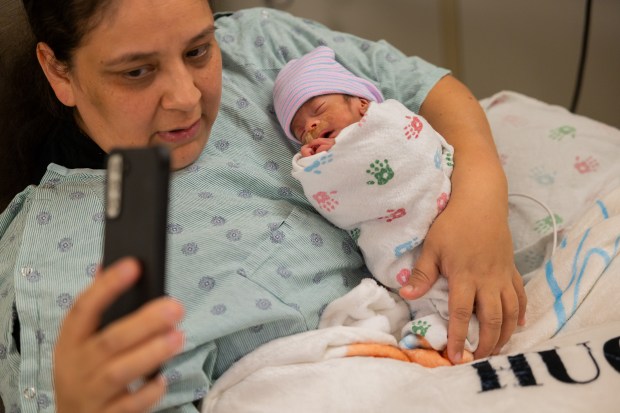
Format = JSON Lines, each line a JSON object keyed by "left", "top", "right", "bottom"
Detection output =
{"left": 419, "top": 75, "right": 496, "bottom": 155}
{"left": 419, "top": 75, "right": 508, "bottom": 216}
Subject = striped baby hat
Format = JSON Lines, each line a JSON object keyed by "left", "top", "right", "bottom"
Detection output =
{"left": 273, "top": 46, "right": 384, "bottom": 143}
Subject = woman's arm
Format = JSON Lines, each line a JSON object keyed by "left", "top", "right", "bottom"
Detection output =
{"left": 401, "top": 74, "right": 527, "bottom": 363}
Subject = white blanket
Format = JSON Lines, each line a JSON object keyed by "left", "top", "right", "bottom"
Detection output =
{"left": 204, "top": 324, "right": 620, "bottom": 412}
{"left": 202, "top": 184, "right": 620, "bottom": 413}
{"left": 291, "top": 99, "right": 453, "bottom": 290}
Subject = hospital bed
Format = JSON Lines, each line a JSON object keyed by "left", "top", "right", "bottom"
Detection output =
{"left": 201, "top": 90, "right": 620, "bottom": 412}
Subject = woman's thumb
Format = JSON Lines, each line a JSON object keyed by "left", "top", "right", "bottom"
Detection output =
{"left": 399, "top": 252, "right": 440, "bottom": 300}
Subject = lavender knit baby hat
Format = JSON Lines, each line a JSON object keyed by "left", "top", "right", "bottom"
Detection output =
{"left": 273, "top": 46, "right": 384, "bottom": 143}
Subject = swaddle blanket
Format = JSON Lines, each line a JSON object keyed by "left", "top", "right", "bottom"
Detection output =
{"left": 291, "top": 99, "right": 453, "bottom": 289}
{"left": 291, "top": 99, "right": 480, "bottom": 352}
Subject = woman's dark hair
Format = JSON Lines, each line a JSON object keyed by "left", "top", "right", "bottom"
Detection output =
{"left": 0, "top": 0, "right": 115, "bottom": 210}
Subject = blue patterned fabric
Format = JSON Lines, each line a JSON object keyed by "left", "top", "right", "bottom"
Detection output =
{"left": 0, "top": 8, "right": 448, "bottom": 412}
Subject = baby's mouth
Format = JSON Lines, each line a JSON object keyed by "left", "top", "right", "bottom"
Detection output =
{"left": 308, "top": 128, "right": 334, "bottom": 141}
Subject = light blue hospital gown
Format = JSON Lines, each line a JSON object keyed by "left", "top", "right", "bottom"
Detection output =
{"left": 0, "top": 8, "right": 449, "bottom": 412}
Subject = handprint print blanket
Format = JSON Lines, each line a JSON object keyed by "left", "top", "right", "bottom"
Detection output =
{"left": 292, "top": 99, "right": 478, "bottom": 352}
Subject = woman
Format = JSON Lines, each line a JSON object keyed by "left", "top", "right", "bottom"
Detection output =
{"left": 0, "top": 0, "right": 525, "bottom": 411}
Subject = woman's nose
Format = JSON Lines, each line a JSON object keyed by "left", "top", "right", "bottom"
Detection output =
{"left": 161, "top": 65, "right": 201, "bottom": 112}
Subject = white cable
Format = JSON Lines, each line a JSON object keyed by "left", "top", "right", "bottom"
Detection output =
{"left": 508, "top": 192, "right": 558, "bottom": 257}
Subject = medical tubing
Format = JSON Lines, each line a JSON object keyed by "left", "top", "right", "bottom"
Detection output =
{"left": 508, "top": 193, "right": 558, "bottom": 257}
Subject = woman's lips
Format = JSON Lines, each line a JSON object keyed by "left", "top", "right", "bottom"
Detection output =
{"left": 157, "top": 119, "right": 201, "bottom": 143}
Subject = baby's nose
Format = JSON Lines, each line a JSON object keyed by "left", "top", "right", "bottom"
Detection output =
{"left": 306, "top": 119, "right": 320, "bottom": 131}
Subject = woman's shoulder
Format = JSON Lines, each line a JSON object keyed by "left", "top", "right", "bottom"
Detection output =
{"left": 215, "top": 7, "right": 329, "bottom": 32}
{"left": 214, "top": 7, "right": 330, "bottom": 69}
{"left": 0, "top": 185, "right": 35, "bottom": 241}
{"left": 214, "top": 7, "right": 374, "bottom": 72}
{"left": 0, "top": 166, "right": 106, "bottom": 237}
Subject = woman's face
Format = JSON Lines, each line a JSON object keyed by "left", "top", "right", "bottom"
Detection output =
{"left": 62, "top": 0, "right": 222, "bottom": 169}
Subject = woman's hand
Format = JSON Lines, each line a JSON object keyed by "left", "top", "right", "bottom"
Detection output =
{"left": 400, "top": 74, "right": 527, "bottom": 363}
{"left": 400, "top": 194, "right": 526, "bottom": 363}
{"left": 53, "top": 258, "right": 185, "bottom": 413}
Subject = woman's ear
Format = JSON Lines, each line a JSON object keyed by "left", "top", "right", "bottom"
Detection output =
{"left": 36, "top": 42, "right": 77, "bottom": 107}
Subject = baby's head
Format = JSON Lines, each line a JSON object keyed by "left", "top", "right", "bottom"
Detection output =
{"left": 273, "top": 46, "right": 384, "bottom": 144}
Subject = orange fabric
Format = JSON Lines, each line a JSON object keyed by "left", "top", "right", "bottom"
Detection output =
{"left": 402, "top": 348, "right": 453, "bottom": 367}
{"left": 346, "top": 343, "right": 410, "bottom": 362}
{"left": 345, "top": 343, "right": 474, "bottom": 368}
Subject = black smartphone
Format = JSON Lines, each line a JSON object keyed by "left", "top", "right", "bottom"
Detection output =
{"left": 100, "top": 146, "right": 170, "bottom": 330}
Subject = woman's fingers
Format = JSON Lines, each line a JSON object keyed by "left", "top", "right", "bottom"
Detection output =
{"left": 473, "top": 288, "right": 504, "bottom": 359}
{"left": 60, "top": 258, "right": 141, "bottom": 343}
{"left": 477, "top": 270, "right": 523, "bottom": 358}
{"left": 493, "top": 286, "right": 520, "bottom": 355}
{"left": 481, "top": 271, "right": 525, "bottom": 356}
{"left": 467, "top": 271, "right": 522, "bottom": 359}
{"left": 103, "top": 376, "right": 168, "bottom": 413}
{"left": 447, "top": 271, "right": 518, "bottom": 361}
{"left": 446, "top": 280, "right": 476, "bottom": 363}
{"left": 514, "top": 271, "right": 528, "bottom": 326}
{"left": 95, "top": 328, "right": 184, "bottom": 401}
{"left": 85, "top": 296, "right": 184, "bottom": 368}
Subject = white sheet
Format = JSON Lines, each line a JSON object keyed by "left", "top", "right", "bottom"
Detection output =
{"left": 482, "top": 91, "right": 620, "bottom": 275}
{"left": 203, "top": 184, "right": 620, "bottom": 412}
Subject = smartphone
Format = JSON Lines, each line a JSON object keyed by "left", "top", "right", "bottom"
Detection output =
{"left": 100, "top": 146, "right": 171, "bottom": 330}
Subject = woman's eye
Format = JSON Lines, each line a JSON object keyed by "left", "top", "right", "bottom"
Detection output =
{"left": 122, "top": 67, "right": 151, "bottom": 80}
{"left": 186, "top": 45, "right": 209, "bottom": 59}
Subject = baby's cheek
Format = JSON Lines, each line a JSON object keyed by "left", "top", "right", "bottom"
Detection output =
{"left": 308, "top": 130, "right": 320, "bottom": 140}
{"left": 308, "top": 120, "right": 329, "bottom": 139}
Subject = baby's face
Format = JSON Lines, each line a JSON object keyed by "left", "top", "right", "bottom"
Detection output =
{"left": 291, "top": 94, "right": 369, "bottom": 144}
